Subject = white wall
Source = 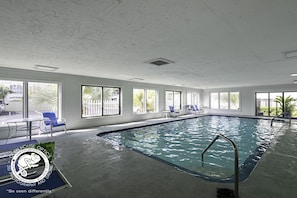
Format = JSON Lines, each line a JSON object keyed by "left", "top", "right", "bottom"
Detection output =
{"left": 0, "top": 66, "right": 202, "bottom": 138}
{"left": 203, "top": 84, "right": 297, "bottom": 116}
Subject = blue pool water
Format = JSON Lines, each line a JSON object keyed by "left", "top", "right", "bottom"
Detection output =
{"left": 99, "top": 116, "right": 281, "bottom": 182}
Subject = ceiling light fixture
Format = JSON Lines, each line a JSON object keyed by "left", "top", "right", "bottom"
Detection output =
{"left": 293, "top": 80, "right": 297, "bottom": 84}
{"left": 34, "top": 64, "right": 59, "bottom": 71}
{"left": 290, "top": 73, "right": 297, "bottom": 77}
{"left": 283, "top": 50, "right": 297, "bottom": 59}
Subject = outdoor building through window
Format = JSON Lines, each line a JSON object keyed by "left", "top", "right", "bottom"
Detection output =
{"left": 0, "top": 80, "right": 23, "bottom": 125}
{"left": 0, "top": 80, "right": 61, "bottom": 126}
{"left": 133, "top": 89, "right": 158, "bottom": 113}
{"left": 82, "top": 85, "right": 121, "bottom": 117}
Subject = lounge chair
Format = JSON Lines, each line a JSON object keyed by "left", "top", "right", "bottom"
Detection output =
{"left": 41, "top": 112, "right": 66, "bottom": 136}
{"left": 169, "top": 106, "right": 180, "bottom": 117}
{"left": 192, "top": 105, "right": 202, "bottom": 114}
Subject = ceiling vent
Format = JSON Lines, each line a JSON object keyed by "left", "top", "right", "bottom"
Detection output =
{"left": 283, "top": 50, "right": 297, "bottom": 59}
{"left": 145, "top": 58, "right": 175, "bottom": 66}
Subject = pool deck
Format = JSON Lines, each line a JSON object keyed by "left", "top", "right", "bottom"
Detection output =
{"left": 1, "top": 114, "right": 297, "bottom": 198}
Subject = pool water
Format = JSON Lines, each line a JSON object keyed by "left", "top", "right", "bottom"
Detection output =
{"left": 99, "top": 116, "right": 281, "bottom": 182}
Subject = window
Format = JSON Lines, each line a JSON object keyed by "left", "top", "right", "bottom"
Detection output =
{"left": 28, "top": 82, "right": 59, "bottom": 118}
{"left": 82, "top": 85, "right": 121, "bottom": 117}
{"left": 255, "top": 92, "right": 297, "bottom": 118}
{"left": 210, "top": 92, "right": 219, "bottom": 109}
{"left": 0, "top": 80, "right": 61, "bottom": 126}
{"left": 146, "top": 90, "right": 157, "bottom": 113}
{"left": 220, "top": 92, "right": 228, "bottom": 109}
{"left": 133, "top": 89, "right": 144, "bottom": 113}
{"left": 165, "top": 91, "right": 181, "bottom": 110}
{"left": 210, "top": 91, "right": 240, "bottom": 110}
{"left": 187, "top": 92, "right": 199, "bottom": 106}
{"left": 133, "top": 89, "right": 158, "bottom": 113}
{"left": 269, "top": 92, "right": 282, "bottom": 116}
{"left": 284, "top": 92, "right": 297, "bottom": 118}
{"left": 0, "top": 80, "right": 23, "bottom": 125}
{"left": 230, "top": 92, "right": 240, "bottom": 110}
{"left": 103, "top": 87, "right": 121, "bottom": 115}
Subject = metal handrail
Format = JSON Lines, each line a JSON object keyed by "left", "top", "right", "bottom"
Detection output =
{"left": 201, "top": 134, "right": 239, "bottom": 198}
{"left": 271, "top": 112, "right": 291, "bottom": 127}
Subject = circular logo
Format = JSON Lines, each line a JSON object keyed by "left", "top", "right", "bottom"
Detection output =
{"left": 10, "top": 147, "right": 52, "bottom": 185}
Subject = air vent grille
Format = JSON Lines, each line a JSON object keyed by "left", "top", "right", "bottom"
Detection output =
{"left": 145, "top": 58, "right": 175, "bottom": 66}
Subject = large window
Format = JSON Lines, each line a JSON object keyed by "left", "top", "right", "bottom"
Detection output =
{"left": 0, "top": 80, "right": 60, "bottom": 126}
{"left": 256, "top": 92, "right": 297, "bottom": 118}
{"left": 0, "top": 80, "right": 23, "bottom": 125}
{"left": 220, "top": 92, "right": 228, "bottom": 109}
{"left": 82, "top": 85, "right": 121, "bottom": 117}
{"left": 146, "top": 90, "right": 157, "bottom": 113}
{"left": 210, "top": 91, "right": 240, "bottom": 110}
{"left": 133, "top": 89, "right": 158, "bottom": 113}
{"left": 210, "top": 92, "right": 219, "bottom": 109}
{"left": 187, "top": 92, "right": 199, "bottom": 106}
{"left": 230, "top": 92, "right": 240, "bottom": 110}
{"left": 165, "top": 91, "right": 181, "bottom": 110}
{"left": 28, "top": 82, "right": 59, "bottom": 118}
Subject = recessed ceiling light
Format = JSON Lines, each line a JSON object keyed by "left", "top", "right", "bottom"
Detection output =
{"left": 34, "top": 64, "right": 59, "bottom": 71}
{"left": 290, "top": 73, "right": 297, "bottom": 77}
{"left": 293, "top": 80, "right": 297, "bottom": 84}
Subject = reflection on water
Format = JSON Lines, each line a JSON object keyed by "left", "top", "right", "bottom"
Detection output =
{"left": 100, "top": 116, "right": 283, "bottom": 182}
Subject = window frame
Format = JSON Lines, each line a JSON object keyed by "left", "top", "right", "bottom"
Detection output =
{"left": 133, "top": 88, "right": 158, "bottom": 114}
{"left": 0, "top": 79, "right": 61, "bottom": 126}
{"left": 210, "top": 91, "right": 240, "bottom": 110}
{"left": 255, "top": 91, "right": 297, "bottom": 118}
{"left": 165, "top": 90, "right": 182, "bottom": 110}
{"left": 81, "top": 85, "right": 121, "bottom": 118}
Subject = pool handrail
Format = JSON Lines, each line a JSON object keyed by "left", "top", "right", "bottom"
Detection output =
{"left": 201, "top": 134, "right": 239, "bottom": 198}
{"left": 271, "top": 112, "right": 291, "bottom": 127}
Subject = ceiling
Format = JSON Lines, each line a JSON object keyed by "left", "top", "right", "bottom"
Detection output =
{"left": 1, "top": 0, "right": 297, "bottom": 89}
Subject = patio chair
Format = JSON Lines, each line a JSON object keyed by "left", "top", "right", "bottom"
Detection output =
{"left": 41, "top": 112, "right": 66, "bottom": 136}
{"left": 169, "top": 106, "right": 180, "bottom": 117}
{"left": 192, "top": 105, "right": 203, "bottom": 114}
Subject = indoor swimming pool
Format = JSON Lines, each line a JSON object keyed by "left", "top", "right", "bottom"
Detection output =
{"left": 99, "top": 115, "right": 283, "bottom": 182}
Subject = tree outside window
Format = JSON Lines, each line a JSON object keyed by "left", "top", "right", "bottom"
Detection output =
{"left": 230, "top": 92, "right": 240, "bottom": 110}
{"left": 133, "top": 89, "right": 157, "bottom": 113}
{"left": 28, "top": 82, "right": 59, "bottom": 118}
{"left": 133, "top": 89, "right": 144, "bottom": 113}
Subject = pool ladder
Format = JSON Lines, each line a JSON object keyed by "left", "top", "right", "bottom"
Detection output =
{"left": 201, "top": 134, "right": 239, "bottom": 198}
{"left": 271, "top": 112, "right": 291, "bottom": 127}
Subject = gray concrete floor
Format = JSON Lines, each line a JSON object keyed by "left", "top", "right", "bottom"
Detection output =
{"left": 1, "top": 116, "right": 297, "bottom": 198}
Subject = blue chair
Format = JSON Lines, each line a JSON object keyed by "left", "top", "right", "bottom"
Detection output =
{"left": 41, "top": 112, "right": 66, "bottom": 135}
{"left": 169, "top": 106, "right": 180, "bottom": 117}
{"left": 192, "top": 105, "right": 202, "bottom": 114}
